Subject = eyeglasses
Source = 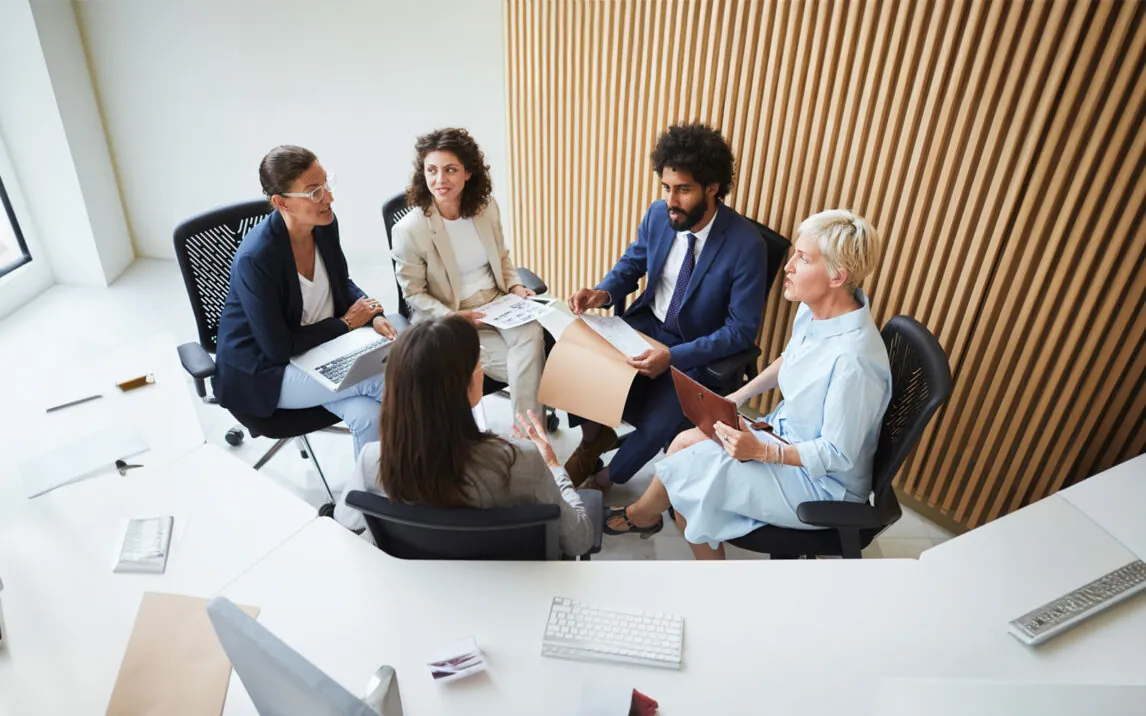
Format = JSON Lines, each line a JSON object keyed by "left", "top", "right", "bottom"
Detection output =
{"left": 280, "top": 174, "right": 336, "bottom": 203}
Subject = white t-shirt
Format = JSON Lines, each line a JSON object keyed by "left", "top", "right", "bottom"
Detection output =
{"left": 442, "top": 216, "right": 497, "bottom": 302}
{"left": 652, "top": 214, "right": 715, "bottom": 322}
{"left": 298, "top": 247, "right": 335, "bottom": 326}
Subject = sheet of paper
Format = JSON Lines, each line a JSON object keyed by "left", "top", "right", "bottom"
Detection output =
{"left": 426, "top": 636, "right": 487, "bottom": 682}
{"left": 20, "top": 424, "right": 147, "bottom": 499}
{"left": 580, "top": 314, "right": 653, "bottom": 358}
{"left": 106, "top": 592, "right": 259, "bottom": 716}
{"left": 474, "top": 293, "right": 553, "bottom": 329}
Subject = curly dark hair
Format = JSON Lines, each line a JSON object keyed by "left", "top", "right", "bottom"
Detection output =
{"left": 650, "top": 123, "right": 736, "bottom": 201}
{"left": 405, "top": 128, "right": 493, "bottom": 218}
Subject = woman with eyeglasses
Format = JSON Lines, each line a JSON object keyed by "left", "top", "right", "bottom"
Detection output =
{"left": 332, "top": 315, "right": 594, "bottom": 557}
{"left": 214, "top": 145, "right": 397, "bottom": 463}
{"left": 391, "top": 128, "right": 546, "bottom": 421}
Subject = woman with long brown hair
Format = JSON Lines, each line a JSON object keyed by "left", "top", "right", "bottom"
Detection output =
{"left": 333, "top": 315, "right": 593, "bottom": 557}
{"left": 391, "top": 128, "right": 546, "bottom": 421}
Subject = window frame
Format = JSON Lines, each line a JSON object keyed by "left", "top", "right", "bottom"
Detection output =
{"left": 0, "top": 172, "right": 32, "bottom": 279}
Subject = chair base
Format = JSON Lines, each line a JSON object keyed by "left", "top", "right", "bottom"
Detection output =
{"left": 249, "top": 434, "right": 336, "bottom": 504}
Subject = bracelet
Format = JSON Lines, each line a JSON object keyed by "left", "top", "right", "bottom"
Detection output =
{"left": 340, "top": 316, "right": 352, "bottom": 330}
{"left": 776, "top": 443, "right": 785, "bottom": 465}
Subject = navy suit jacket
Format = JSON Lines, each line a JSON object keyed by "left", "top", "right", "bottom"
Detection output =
{"left": 596, "top": 201, "right": 769, "bottom": 371}
{"left": 214, "top": 211, "right": 366, "bottom": 418}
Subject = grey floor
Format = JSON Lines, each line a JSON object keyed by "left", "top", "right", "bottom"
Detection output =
{"left": 0, "top": 259, "right": 954, "bottom": 559}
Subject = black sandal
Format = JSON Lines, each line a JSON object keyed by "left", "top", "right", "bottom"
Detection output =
{"left": 603, "top": 506, "right": 664, "bottom": 539}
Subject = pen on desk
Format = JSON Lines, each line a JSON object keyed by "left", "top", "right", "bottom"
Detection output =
{"left": 45, "top": 394, "right": 103, "bottom": 413}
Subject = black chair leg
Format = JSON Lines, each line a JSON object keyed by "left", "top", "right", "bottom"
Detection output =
{"left": 300, "top": 434, "right": 336, "bottom": 503}
{"left": 253, "top": 438, "right": 292, "bottom": 470}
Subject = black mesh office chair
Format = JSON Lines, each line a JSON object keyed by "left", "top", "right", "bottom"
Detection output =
{"left": 345, "top": 489, "right": 604, "bottom": 560}
{"left": 174, "top": 199, "right": 406, "bottom": 505}
{"left": 725, "top": 315, "right": 952, "bottom": 559}
{"left": 381, "top": 193, "right": 559, "bottom": 431}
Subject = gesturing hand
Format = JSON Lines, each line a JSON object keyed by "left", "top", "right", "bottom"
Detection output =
{"left": 511, "top": 410, "right": 560, "bottom": 468}
{"left": 568, "top": 288, "right": 610, "bottom": 315}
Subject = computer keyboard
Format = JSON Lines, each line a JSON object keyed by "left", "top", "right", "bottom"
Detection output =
{"left": 1008, "top": 559, "right": 1146, "bottom": 646}
{"left": 316, "top": 338, "right": 389, "bottom": 385}
{"left": 541, "top": 597, "right": 683, "bottom": 669}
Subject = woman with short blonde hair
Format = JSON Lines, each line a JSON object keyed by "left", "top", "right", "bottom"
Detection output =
{"left": 603, "top": 209, "right": 893, "bottom": 560}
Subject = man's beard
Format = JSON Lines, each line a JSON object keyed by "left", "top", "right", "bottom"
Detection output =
{"left": 668, "top": 200, "right": 708, "bottom": 231}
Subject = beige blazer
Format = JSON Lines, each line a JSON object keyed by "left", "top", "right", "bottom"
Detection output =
{"left": 391, "top": 197, "right": 523, "bottom": 318}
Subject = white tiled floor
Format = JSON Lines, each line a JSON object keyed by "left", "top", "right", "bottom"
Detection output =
{"left": 0, "top": 259, "right": 955, "bottom": 560}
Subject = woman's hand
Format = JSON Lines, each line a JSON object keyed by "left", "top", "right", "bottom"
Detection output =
{"left": 712, "top": 419, "right": 773, "bottom": 462}
{"left": 342, "top": 297, "right": 379, "bottom": 329}
{"left": 454, "top": 309, "right": 486, "bottom": 327}
{"left": 512, "top": 410, "right": 560, "bottom": 468}
{"left": 509, "top": 284, "right": 535, "bottom": 299}
{"left": 372, "top": 315, "right": 398, "bottom": 340}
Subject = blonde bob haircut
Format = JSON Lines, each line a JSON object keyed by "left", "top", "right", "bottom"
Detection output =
{"left": 797, "top": 209, "right": 881, "bottom": 293}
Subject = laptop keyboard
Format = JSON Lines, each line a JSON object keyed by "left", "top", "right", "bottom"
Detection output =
{"left": 316, "top": 338, "right": 390, "bottom": 385}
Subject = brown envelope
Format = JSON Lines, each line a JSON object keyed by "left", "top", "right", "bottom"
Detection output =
{"left": 538, "top": 318, "right": 667, "bottom": 428}
{"left": 106, "top": 592, "right": 258, "bottom": 716}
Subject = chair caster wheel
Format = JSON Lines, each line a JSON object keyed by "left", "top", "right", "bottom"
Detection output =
{"left": 300, "top": 450, "right": 310, "bottom": 460}
{"left": 546, "top": 412, "right": 560, "bottom": 432}
{"left": 225, "top": 427, "right": 245, "bottom": 446}
{"left": 318, "top": 502, "right": 335, "bottom": 518}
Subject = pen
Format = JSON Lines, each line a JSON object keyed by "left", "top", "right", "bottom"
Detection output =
{"left": 46, "top": 394, "right": 103, "bottom": 413}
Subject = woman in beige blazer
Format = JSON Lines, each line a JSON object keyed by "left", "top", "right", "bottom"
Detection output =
{"left": 391, "top": 127, "right": 545, "bottom": 420}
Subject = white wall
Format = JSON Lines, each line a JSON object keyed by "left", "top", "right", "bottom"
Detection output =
{"left": 77, "top": 0, "right": 510, "bottom": 306}
{"left": 0, "top": 135, "right": 53, "bottom": 320}
{"left": 0, "top": 0, "right": 132, "bottom": 289}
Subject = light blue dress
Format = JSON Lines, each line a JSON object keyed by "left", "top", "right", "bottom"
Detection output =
{"left": 656, "top": 291, "right": 892, "bottom": 546}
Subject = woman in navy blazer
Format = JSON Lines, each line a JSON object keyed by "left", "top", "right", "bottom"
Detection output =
{"left": 214, "top": 145, "right": 396, "bottom": 458}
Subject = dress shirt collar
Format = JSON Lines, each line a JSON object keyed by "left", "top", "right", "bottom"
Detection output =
{"left": 676, "top": 209, "right": 717, "bottom": 244}
{"left": 806, "top": 289, "right": 872, "bottom": 339}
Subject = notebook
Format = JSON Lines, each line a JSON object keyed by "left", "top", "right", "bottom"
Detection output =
{"left": 113, "top": 516, "right": 173, "bottom": 574}
{"left": 670, "top": 368, "right": 740, "bottom": 439}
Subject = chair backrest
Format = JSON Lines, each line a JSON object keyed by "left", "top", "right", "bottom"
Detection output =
{"left": 381, "top": 192, "right": 417, "bottom": 320}
{"left": 870, "top": 316, "right": 953, "bottom": 519}
{"left": 174, "top": 199, "right": 272, "bottom": 352}
{"left": 745, "top": 218, "right": 791, "bottom": 296}
{"left": 345, "top": 490, "right": 562, "bottom": 560}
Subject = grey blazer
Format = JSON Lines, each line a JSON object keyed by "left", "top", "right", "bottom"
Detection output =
{"left": 390, "top": 197, "right": 523, "bottom": 318}
{"left": 335, "top": 439, "right": 594, "bottom": 557}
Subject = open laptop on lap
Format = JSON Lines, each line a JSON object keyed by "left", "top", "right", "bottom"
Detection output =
{"left": 290, "top": 327, "right": 392, "bottom": 392}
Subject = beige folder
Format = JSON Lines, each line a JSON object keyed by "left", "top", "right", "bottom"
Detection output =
{"left": 538, "top": 318, "right": 667, "bottom": 428}
{"left": 106, "top": 592, "right": 258, "bottom": 716}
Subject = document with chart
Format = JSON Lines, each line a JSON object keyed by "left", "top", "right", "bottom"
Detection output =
{"left": 474, "top": 294, "right": 553, "bottom": 330}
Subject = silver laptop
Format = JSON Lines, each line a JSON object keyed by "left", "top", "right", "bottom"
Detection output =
{"left": 290, "top": 327, "right": 392, "bottom": 392}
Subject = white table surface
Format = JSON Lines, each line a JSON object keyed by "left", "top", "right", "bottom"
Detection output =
{"left": 218, "top": 515, "right": 1146, "bottom": 716}
{"left": 0, "top": 332, "right": 205, "bottom": 511}
{"left": 0, "top": 444, "right": 316, "bottom": 715}
{"left": 919, "top": 494, "right": 1146, "bottom": 681}
{"left": 1058, "top": 454, "right": 1146, "bottom": 559}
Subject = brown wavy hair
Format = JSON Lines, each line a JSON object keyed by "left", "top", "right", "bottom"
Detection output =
{"left": 376, "top": 315, "right": 515, "bottom": 507}
{"left": 404, "top": 128, "right": 493, "bottom": 219}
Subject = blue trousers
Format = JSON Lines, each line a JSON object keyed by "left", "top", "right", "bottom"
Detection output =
{"left": 574, "top": 308, "right": 694, "bottom": 485}
{"left": 277, "top": 365, "right": 384, "bottom": 457}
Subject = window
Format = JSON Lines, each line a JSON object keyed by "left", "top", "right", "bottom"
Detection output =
{"left": 0, "top": 173, "right": 31, "bottom": 278}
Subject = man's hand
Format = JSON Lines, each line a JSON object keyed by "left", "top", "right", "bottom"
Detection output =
{"left": 509, "top": 285, "right": 535, "bottom": 299}
{"left": 626, "top": 345, "right": 671, "bottom": 378}
{"left": 568, "top": 288, "right": 610, "bottom": 315}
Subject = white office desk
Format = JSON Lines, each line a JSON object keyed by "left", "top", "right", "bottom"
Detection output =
{"left": 0, "top": 445, "right": 315, "bottom": 716}
{"left": 1058, "top": 454, "right": 1146, "bottom": 559}
{"left": 219, "top": 516, "right": 1144, "bottom": 716}
{"left": 0, "top": 332, "right": 205, "bottom": 510}
{"left": 919, "top": 494, "right": 1146, "bottom": 682}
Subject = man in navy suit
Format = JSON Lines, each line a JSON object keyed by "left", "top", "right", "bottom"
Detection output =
{"left": 566, "top": 124, "right": 769, "bottom": 490}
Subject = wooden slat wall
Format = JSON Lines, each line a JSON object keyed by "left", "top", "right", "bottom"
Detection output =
{"left": 504, "top": 0, "right": 1146, "bottom": 530}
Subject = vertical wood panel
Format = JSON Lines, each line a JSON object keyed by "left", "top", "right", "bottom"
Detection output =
{"left": 505, "top": 0, "right": 1146, "bottom": 530}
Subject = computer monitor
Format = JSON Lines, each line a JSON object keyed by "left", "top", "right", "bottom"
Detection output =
{"left": 206, "top": 597, "right": 403, "bottom": 716}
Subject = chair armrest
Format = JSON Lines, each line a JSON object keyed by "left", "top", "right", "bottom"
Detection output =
{"left": 177, "top": 342, "right": 216, "bottom": 398}
{"left": 702, "top": 346, "right": 761, "bottom": 386}
{"left": 576, "top": 488, "right": 604, "bottom": 557}
{"left": 796, "top": 501, "right": 883, "bottom": 531}
{"left": 516, "top": 267, "right": 548, "bottom": 295}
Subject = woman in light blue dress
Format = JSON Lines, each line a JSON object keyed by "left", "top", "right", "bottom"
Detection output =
{"left": 604, "top": 209, "right": 893, "bottom": 559}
